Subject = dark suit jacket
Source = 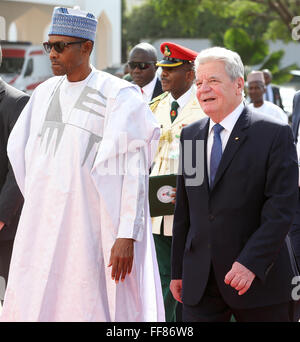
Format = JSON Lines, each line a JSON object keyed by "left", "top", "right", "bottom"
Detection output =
{"left": 272, "top": 85, "right": 283, "bottom": 109}
{"left": 132, "top": 78, "right": 163, "bottom": 100}
{"left": 290, "top": 90, "right": 300, "bottom": 269}
{"left": 292, "top": 91, "right": 300, "bottom": 143}
{"left": 151, "top": 78, "right": 163, "bottom": 100}
{"left": 171, "top": 106, "right": 299, "bottom": 309}
{"left": 0, "top": 80, "right": 29, "bottom": 241}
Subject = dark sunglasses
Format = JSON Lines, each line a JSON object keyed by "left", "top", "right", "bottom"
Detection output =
{"left": 128, "top": 62, "right": 155, "bottom": 70}
{"left": 43, "top": 40, "right": 86, "bottom": 54}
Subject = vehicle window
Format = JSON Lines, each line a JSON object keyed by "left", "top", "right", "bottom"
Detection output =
{"left": 0, "top": 57, "right": 24, "bottom": 74}
{"left": 24, "top": 59, "right": 33, "bottom": 77}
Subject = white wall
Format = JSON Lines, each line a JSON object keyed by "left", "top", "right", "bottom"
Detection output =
{"left": 0, "top": 0, "right": 122, "bottom": 69}
{"left": 4, "top": 0, "right": 75, "bottom": 5}
{"left": 268, "top": 40, "right": 300, "bottom": 68}
{"left": 0, "top": 17, "right": 5, "bottom": 40}
{"left": 85, "top": 0, "right": 122, "bottom": 67}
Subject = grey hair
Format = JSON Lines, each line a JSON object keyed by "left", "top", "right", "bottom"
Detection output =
{"left": 129, "top": 42, "right": 158, "bottom": 61}
{"left": 262, "top": 69, "right": 272, "bottom": 80}
{"left": 194, "top": 47, "right": 244, "bottom": 81}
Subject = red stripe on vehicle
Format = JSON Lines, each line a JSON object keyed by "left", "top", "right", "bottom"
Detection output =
{"left": 2, "top": 49, "right": 25, "bottom": 58}
{"left": 8, "top": 75, "right": 18, "bottom": 85}
{"left": 29, "top": 50, "right": 43, "bottom": 56}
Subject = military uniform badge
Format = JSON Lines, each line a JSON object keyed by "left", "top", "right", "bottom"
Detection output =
{"left": 170, "top": 109, "right": 177, "bottom": 117}
{"left": 164, "top": 45, "right": 171, "bottom": 57}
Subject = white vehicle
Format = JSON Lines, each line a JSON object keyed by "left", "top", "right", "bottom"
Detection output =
{"left": 0, "top": 41, "right": 53, "bottom": 94}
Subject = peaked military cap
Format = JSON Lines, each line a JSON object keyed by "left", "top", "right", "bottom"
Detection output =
{"left": 156, "top": 42, "right": 198, "bottom": 67}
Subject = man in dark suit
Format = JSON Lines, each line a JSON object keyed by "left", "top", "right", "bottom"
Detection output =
{"left": 262, "top": 69, "right": 284, "bottom": 110}
{"left": 170, "top": 47, "right": 300, "bottom": 322}
{"left": 0, "top": 45, "right": 29, "bottom": 297}
{"left": 128, "top": 43, "right": 163, "bottom": 102}
{"left": 292, "top": 91, "right": 300, "bottom": 142}
{"left": 290, "top": 90, "right": 300, "bottom": 271}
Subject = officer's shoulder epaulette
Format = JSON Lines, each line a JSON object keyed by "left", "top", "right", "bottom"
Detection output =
{"left": 149, "top": 92, "right": 169, "bottom": 112}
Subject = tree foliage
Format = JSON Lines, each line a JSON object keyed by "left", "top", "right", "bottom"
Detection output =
{"left": 223, "top": 27, "right": 298, "bottom": 84}
{"left": 150, "top": 0, "right": 299, "bottom": 42}
{"left": 125, "top": 0, "right": 243, "bottom": 50}
{"left": 123, "top": 0, "right": 299, "bottom": 83}
{"left": 224, "top": 27, "right": 269, "bottom": 65}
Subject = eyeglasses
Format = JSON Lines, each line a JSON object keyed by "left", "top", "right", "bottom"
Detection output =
{"left": 43, "top": 40, "right": 86, "bottom": 54}
{"left": 128, "top": 62, "right": 155, "bottom": 70}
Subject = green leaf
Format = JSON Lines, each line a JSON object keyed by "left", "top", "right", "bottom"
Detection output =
{"left": 224, "top": 28, "right": 268, "bottom": 65}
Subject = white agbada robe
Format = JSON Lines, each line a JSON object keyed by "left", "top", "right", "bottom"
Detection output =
{"left": 1, "top": 68, "right": 165, "bottom": 322}
{"left": 248, "top": 101, "right": 288, "bottom": 124}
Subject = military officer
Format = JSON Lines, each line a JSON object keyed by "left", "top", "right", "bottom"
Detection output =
{"left": 149, "top": 42, "right": 206, "bottom": 321}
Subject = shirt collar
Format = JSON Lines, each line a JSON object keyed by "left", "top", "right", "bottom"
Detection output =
{"left": 169, "top": 85, "right": 194, "bottom": 109}
{"left": 209, "top": 101, "right": 245, "bottom": 135}
{"left": 142, "top": 74, "right": 158, "bottom": 99}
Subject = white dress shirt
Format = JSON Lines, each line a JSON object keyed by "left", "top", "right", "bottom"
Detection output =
{"left": 169, "top": 85, "right": 194, "bottom": 116}
{"left": 141, "top": 75, "right": 158, "bottom": 103}
{"left": 207, "top": 101, "right": 245, "bottom": 185}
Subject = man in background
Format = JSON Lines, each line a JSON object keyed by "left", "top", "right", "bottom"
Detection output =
{"left": 262, "top": 69, "right": 284, "bottom": 109}
{"left": 0, "top": 44, "right": 29, "bottom": 298}
{"left": 247, "top": 70, "right": 288, "bottom": 124}
{"left": 128, "top": 42, "right": 163, "bottom": 103}
{"left": 150, "top": 42, "right": 206, "bottom": 321}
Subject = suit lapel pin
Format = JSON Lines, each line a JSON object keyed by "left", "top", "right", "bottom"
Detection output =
{"left": 235, "top": 137, "right": 240, "bottom": 141}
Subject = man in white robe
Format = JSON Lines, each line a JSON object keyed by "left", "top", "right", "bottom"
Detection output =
{"left": 0, "top": 7, "right": 164, "bottom": 322}
{"left": 247, "top": 71, "right": 288, "bottom": 124}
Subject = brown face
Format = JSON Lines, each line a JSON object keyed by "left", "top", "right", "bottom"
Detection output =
{"left": 248, "top": 81, "right": 265, "bottom": 103}
{"left": 160, "top": 64, "right": 195, "bottom": 99}
{"left": 128, "top": 50, "right": 157, "bottom": 88}
{"left": 48, "top": 35, "right": 87, "bottom": 77}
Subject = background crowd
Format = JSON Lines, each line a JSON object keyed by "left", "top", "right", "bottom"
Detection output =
{"left": 0, "top": 1, "right": 300, "bottom": 322}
